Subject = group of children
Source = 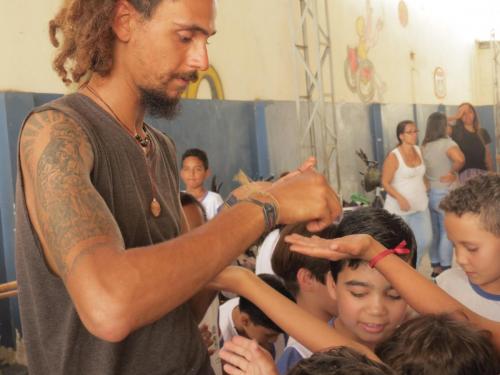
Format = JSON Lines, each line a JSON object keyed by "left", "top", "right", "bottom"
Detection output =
{"left": 178, "top": 147, "right": 500, "bottom": 374}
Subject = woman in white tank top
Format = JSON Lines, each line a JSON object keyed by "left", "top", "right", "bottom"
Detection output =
{"left": 382, "top": 120, "right": 432, "bottom": 266}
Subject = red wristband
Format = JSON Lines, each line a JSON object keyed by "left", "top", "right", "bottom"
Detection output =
{"left": 368, "top": 241, "right": 411, "bottom": 268}
{"left": 369, "top": 250, "right": 393, "bottom": 268}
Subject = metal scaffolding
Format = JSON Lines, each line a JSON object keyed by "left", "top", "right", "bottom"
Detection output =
{"left": 288, "top": 0, "right": 342, "bottom": 193}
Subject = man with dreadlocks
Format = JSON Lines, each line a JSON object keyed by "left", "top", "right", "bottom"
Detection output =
{"left": 15, "top": 1, "right": 341, "bottom": 374}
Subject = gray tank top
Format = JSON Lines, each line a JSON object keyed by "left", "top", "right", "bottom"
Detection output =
{"left": 15, "top": 93, "right": 212, "bottom": 375}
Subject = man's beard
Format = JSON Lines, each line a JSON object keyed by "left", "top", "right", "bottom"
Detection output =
{"left": 139, "top": 87, "right": 181, "bottom": 119}
{"left": 139, "top": 71, "right": 198, "bottom": 120}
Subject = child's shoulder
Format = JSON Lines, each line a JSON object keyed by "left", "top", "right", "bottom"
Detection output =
{"left": 436, "top": 267, "right": 468, "bottom": 285}
{"left": 437, "top": 268, "right": 500, "bottom": 321}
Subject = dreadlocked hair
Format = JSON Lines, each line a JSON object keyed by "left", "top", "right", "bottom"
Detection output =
{"left": 49, "top": 0, "right": 164, "bottom": 85}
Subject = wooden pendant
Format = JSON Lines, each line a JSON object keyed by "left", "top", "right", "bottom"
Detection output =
{"left": 150, "top": 198, "right": 161, "bottom": 217}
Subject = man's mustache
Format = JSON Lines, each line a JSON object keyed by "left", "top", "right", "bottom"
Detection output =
{"left": 172, "top": 71, "right": 199, "bottom": 82}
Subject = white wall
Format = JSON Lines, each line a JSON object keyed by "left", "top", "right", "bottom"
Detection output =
{"left": 2, "top": 0, "right": 500, "bottom": 104}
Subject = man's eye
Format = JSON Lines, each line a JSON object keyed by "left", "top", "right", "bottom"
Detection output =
{"left": 178, "top": 32, "right": 193, "bottom": 43}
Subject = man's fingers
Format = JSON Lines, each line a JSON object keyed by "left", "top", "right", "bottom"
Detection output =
{"left": 275, "top": 157, "right": 317, "bottom": 184}
{"left": 298, "top": 156, "right": 317, "bottom": 172}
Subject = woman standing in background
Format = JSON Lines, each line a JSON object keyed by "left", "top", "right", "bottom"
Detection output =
{"left": 448, "top": 103, "right": 493, "bottom": 182}
{"left": 382, "top": 120, "right": 431, "bottom": 266}
{"left": 422, "top": 112, "right": 464, "bottom": 278}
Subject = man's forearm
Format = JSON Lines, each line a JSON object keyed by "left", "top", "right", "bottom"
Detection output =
{"left": 67, "top": 202, "right": 266, "bottom": 341}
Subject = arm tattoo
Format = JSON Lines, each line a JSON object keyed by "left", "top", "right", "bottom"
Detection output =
{"left": 22, "top": 110, "right": 123, "bottom": 278}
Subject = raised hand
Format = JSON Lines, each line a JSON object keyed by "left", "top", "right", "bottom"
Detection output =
{"left": 268, "top": 169, "right": 342, "bottom": 232}
{"left": 198, "top": 324, "right": 216, "bottom": 355}
{"left": 219, "top": 336, "right": 279, "bottom": 375}
{"left": 285, "top": 233, "right": 379, "bottom": 262}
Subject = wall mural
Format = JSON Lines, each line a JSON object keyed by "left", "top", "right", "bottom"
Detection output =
{"left": 182, "top": 65, "right": 225, "bottom": 100}
{"left": 344, "top": 0, "right": 386, "bottom": 103}
{"left": 433, "top": 67, "right": 447, "bottom": 99}
{"left": 398, "top": 0, "right": 409, "bottom": 27}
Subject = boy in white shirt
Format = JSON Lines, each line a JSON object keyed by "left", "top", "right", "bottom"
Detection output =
{"left": 436, "top": 174, "right": 500, "bottom": 321}
{"left": 180, "top": 148, "right": 223, "bottom": 220}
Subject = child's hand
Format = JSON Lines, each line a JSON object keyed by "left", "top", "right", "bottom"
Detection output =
{"left": 219, "top": 336, "right": 279, "bottom": 375}
{"left": 198, "top": 324, "right": 216, "bottom": 356}
{"left": 207, "top": 266, "right": 253, "bottom": 294}
{"left": 285, "top": 233, "right": 382, "bottom": 262}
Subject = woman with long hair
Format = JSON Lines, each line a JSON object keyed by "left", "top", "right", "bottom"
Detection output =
{"left": 381, "top": 120, "right": 432, "bottom": 266}
{"left": 422, "top": 112, "right": 464, "bottom": 277}
{"left": 448, "top": 103, "right": 493, "bottom": 182}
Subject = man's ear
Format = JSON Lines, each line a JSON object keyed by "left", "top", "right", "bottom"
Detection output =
{"left": 325, "top": 271, "right": 337, "bottom": 301}
{"left": 205, "top": 168, "right": 212, "bottom": 178}
{"left": 297, "top": 268, "right": 314, "bottom": 292}
{"left": 112, "top": 0, "right": 137, "bottom": 42}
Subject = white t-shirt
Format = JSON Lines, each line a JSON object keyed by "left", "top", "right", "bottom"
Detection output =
{"left": 201, "top": 191, "right": 224, "bottom": 220}
{"left": 255, "top": 229, "right": 280, "bottom": 275}
{"left": 384, "top": 146, "right": 428, "bottom": 216}
{"left": 436, "top": 267, "right": 500, "bottom": 322}
{"left": 218, "top": 298, "right": 240, "bottom": 345}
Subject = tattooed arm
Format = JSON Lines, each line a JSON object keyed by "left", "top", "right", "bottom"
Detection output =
{"left": 20, "top": 110, "right": 341, "bottom": 342}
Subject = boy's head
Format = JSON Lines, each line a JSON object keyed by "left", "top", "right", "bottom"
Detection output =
{"left": 272, "top": 222, "right": 338, "bottom": 318}
{"left": 238, "top": 273, "right": 294, "bottom": 349}
{"left": 180, "top": 192, "right": 207, "bottom": 229}
{"left": 180, "top": 148, "right": 210, "bottom": 190}
{"left": 375, "top": 314, "right": 500, "bottom": 375}
{"left": 287, "top": 346, "right": 396, "bottom": 375}
{"left": 440, "top": 174, "right": 500, "bottom": 292}
{"left": 327, "top": 208, "right": 416, "bottom": 348}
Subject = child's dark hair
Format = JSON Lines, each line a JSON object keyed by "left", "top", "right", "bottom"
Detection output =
{"left": 375, "top": 314, "right": 500, "bottom": 375}
{"left": 239, "top": 274, "right": 295, "bottom": 333}
{"left": 440, "top": 174, "right": 500, "bottom": 236}
{"left": 181, "top": 148, "right": 209, "bottom": 169}
{"left": 330, "top": 208, "right": 417, "bottom": 282}
{"left": 271, "top": 223, "right": 337, "bottom": 296}
{"left": 180, "top": 192, "right": 207, "bottom": 221}
{"left": 288, "top": 346, "right": 396, "bottom": 375}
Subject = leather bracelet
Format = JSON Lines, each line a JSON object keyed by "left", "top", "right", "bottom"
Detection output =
{"left": 240, "top": 197, "right": 278, "bottom": 233}
{"left": 223, "top": 193, "right": 238, "bottom": 208}
{"left": 248, "top": 191, "right": 280, "bottom": 225}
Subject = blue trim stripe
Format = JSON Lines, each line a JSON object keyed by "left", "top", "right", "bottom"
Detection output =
{"left": 470, "top": 282, "right": 500, "bottom": 301}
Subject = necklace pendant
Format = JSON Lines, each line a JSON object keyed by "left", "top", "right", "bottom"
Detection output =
{"left": 150, "top": 198, "right": 161, "bottom": 217}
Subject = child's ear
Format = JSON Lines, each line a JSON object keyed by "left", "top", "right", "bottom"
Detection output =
{"left": 206, "top": 168, "right": 212, "bottom": 177}
{"left": 297, "top": 268, "right": 314, "bottom": 292}
{"left": 240, "top": 312, "right": 251, "bottom": 327}
{"left": 325, "top": 271, "right": 337, "bottom": 301}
